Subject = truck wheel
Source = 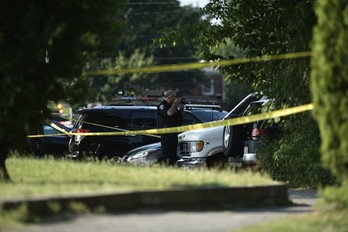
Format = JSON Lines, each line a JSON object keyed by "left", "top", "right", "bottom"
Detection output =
{"left": 222, "top": 125, "right": 244, "bottom": 157}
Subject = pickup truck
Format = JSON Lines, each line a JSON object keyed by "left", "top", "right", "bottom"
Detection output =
{"left": 177, "top": 92, "right": 267, "bottom": 168}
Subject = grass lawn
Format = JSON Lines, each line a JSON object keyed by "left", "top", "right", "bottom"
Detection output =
{"left": 234, "top": 210, "right": 348, "bottom": 232}
{"left": 2, "top": 156, "right": 347, "bottom": 232}
{"left": 1, "top": 156, "right": 276, "bottom": 198}
{"left": 0, "top": 156, "right": 277, "bottom": 228}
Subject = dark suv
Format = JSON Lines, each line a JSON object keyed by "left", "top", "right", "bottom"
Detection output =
{"left": 69, "top": 105, "right": 226, "bottom": 159}
{"left": 28, "top": 119, "right": 71, "bottom": 157}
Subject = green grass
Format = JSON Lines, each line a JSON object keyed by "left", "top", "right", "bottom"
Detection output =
{"left": 234, "top": 210, "right": 348, "bottom": 232}
{"left": 1, "top": 157, "right": 348, "bottom": 232}
{"left": 0, "top": 156, "right": 277, "bottom": 229}
{"left": 0, "top": 156, "right": 276, "bottom": 199}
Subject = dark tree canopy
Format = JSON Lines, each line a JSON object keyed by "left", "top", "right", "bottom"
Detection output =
{"left": 160, "top": 0, "right": 316, "bottom": 103}
{"left": 158, "top": 0, "right": 335, "bottom": 187}
{"left": 0, "top": 0, "right": 124, "bottom": 181}
{"left": 87, "top": 0, "right": 207, "bottom": 103}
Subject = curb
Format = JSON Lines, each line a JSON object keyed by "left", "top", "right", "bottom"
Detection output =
{"left": 0, "top": 183, "right": 289, "bottom": 216}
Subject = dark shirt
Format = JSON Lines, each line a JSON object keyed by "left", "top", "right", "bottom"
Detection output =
{"left": 157, "top": 100, "right": 182, "bottom": 127}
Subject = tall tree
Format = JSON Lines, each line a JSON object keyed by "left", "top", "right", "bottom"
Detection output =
{"left": 87, "top": 0, "right": 206, "bottom": 103}
{"left": 88, "top": 49, "right": 157, "bottom": 104}
{"left": 166, "top": 0, "right": 315, "bottom": 103}
{"left": 311, "top": 0, "right": 348, "bottom": 183}
{"left": 158, "top": 0, "right": 334, "bottom": 186}
{"left": 0, "top": 0, "right": 124, "bottom": 181}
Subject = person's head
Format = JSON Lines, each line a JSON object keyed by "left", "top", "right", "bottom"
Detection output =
{"left": 163, "top": 90, "right": 177, "bottom": 104}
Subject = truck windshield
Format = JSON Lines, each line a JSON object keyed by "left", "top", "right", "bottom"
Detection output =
{"left": 192, "top": 110, "right": 228, "bottom": 122}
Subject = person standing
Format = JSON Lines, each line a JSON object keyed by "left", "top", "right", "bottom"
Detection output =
{"left": 157, "top": 90, "right": 185, "bottom": 166}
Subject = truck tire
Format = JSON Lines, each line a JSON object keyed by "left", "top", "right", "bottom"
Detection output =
{"left": 222, "top": 125, "right": 244, "bottom": 157}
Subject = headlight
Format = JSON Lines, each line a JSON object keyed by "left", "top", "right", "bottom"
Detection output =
{"left": 189, "top": 141, "right": 204, "bottom": 152}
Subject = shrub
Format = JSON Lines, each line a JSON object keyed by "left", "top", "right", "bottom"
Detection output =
{"left": 257, "top": 114, "right": 335, "bottom": 188}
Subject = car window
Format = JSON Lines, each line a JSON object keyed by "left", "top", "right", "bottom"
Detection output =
{"left": 126, "top": 110, "right": 158, "bottom": 129}
{"left": 42, "top": 125, "right": 60, "bottom": 135}
{"left": 77, "top": 112, "right": 127, "bottom": 131}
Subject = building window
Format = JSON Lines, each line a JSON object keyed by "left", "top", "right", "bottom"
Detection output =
{"left": 202, "top": 78, "right": 214, "bottom": 96}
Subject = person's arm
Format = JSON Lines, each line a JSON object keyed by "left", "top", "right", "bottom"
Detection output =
{"left": 166, "top": 104, "right": 177, "bottom": 116}
{"left": 167, "top": 99, "right": 181, "bottom": 116}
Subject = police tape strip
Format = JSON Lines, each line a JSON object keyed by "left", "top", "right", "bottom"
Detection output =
{"left": 83, "top": 51, "right": 312, "bottom": 76}
{"left": 27, "top": 50, "right": 313, "bottom": 138}
{"left": 27, "top": 133, "right": 67, "bottom": 138}
{"left": 28, "top": 103, "right": 312, "bottom": 138}
{"left": 27, "top": 120, "right": 70, "bottom": 138}
{"left": 27, "top": 119, "right": 163, "bottom": 138}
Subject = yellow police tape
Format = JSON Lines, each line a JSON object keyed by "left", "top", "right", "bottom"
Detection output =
{"left": 27, "top": 103, "right": 313, "bottom": 138}
{"left": 27, "top": 51, "right": 313, "bottom": 138}
{"left": 83, "top": 51, "right": 311, "bottom": 76}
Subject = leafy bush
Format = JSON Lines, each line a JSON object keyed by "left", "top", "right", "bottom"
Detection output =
{"left": 257, "top": 114, "right": 335, "bottom": 188}
{"left": 320, "top": 185, "right": 348, "bottom": 211}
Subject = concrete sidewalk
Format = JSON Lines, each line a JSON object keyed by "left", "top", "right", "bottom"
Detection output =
{"left": 4, "top": 188, "right": 317, "bottom": 232}
{"left": 0, "top": 183, "right": 289, "bottom": 217}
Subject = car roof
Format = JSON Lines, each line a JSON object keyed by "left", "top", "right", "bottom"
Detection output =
{"left": 188, "top": 108, "right": 225, "bottom": 112}
{"left": 184, "top": 104, "right": 222, "bottom": 110}
{"left": 77, "top": 105, "right": 158, "bottom": 113}
{"left": 77, "top": 105, "right": 226, "bottom": 114}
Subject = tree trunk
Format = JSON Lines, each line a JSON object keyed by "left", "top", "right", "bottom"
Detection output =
{"left": 0, "top": 143, "right": 10, "bottom": 182}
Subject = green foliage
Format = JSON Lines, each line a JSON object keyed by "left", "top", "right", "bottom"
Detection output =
{"left": 0, "top": 204, "right": 39, "bottom": 226}
{"left": 158, "top": 0, "right": 316, "bottom": 104}
{"left": 158, "top": 0, "right": 327, "bottom": 187}
{"left": 321, "top": 185, "right": 348, "bottom": 211}
{"left": 0, "top": 201, "right": 94, "bottom": 226}
{"left": 235, "top": 210, "right": 348, "bottom": 232}
{"left": 201, "top": 0, "right": 315, "bottom": 103}
{"left": 224, "top": 82, "right": 254, "bottom": 110}
{"left": 311, "top": 0, "right": 348, "bottom": 183}
{"left": 0, "top": 0, "right": 124, "bottom": 180}
{"left": 258, "top": 113, "right": 335, "bottom": 188}
{"left": 87, "top": 49, "right": 158, "bottom": 104}
{"left": 87, "top": 0, "right": 206, "bottom": 101}
{"left": 151, "top": 3, "right": 211, "bottom": 95}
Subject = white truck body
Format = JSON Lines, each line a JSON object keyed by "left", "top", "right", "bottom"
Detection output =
{"left": 178, "top": 125, "right": 224, "bottom": 167}
{"left": 177, "top": 93, "right": 264, "bottom": 168}
{"left": 178, "top": 123, "right": 258, "bottom": 168}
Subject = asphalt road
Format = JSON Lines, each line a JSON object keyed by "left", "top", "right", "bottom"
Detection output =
{"left": 7, "top": 189, "right": 317, "bottom": 232}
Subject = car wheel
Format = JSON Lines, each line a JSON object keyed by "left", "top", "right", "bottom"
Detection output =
{"left": 95, "top": 143, "right": 129, "bottom": 160}
{"left": 222, "top": 125, "right": 244, "bottom": 157}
